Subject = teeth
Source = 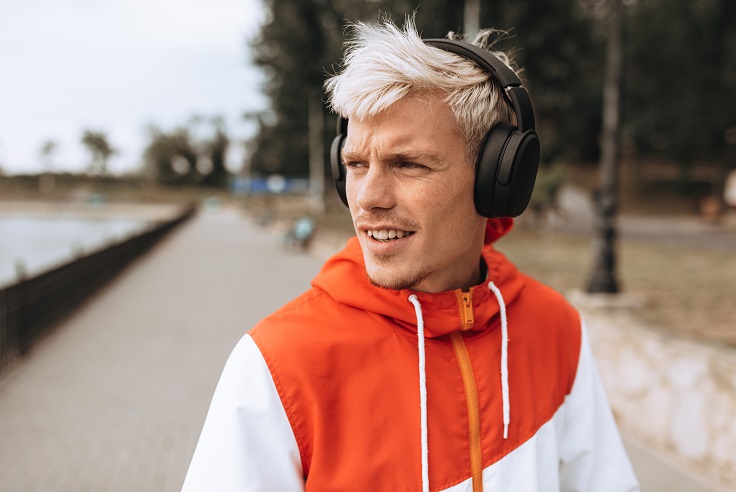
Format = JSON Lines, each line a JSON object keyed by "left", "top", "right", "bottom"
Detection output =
{"left": 367, "top": 229, "right": 412, "bottom": 241}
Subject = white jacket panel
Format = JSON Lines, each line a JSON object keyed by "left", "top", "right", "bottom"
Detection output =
{"left": 440, "top": 326, "right": 638, "bottom": 492}
{"left": 181, "top": 335, "right": 303, "bottom": 492}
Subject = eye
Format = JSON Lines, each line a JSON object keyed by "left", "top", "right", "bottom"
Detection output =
{"left": 344, "top": 160, "right": 366, "bottom": 170}
{"left": 399, "top": 161, "right": 427, "bottom": 170}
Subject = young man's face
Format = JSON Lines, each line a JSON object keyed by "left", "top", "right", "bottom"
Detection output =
{"left": 342, "top": 93, "right": 487, "bottom": 294}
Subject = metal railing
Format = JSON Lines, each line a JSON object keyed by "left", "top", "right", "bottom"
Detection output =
{"left": 0, "top": 205, "right": 196, "bottom": 373}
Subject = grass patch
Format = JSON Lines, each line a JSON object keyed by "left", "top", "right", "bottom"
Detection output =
{"left": 495, "top": 226, "right": 736, "bottom": 347}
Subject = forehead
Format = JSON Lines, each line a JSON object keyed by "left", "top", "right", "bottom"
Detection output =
{"left": 342, "top": 94, "right": 465, "bottom": 158}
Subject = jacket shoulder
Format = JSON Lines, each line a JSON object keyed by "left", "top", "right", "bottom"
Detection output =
{"left": 509, "top": 273, "right": 583, "bottom": 396}
{"left": 249, "top": 286, "right": 376, "bottom": 364}
{"left": 517, "top": 272, "right": 581, "bottom": 328}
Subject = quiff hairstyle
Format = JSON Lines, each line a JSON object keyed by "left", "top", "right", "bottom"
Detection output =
{"left": 324, "top": 15, "right": 518, "bottom": 165}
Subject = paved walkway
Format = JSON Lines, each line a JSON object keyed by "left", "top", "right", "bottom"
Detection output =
{"left": 0, "top": 207, "right": 320, "bottom": 491}
{"left": 0, "top": 206, "right": 725, "bottom": 491}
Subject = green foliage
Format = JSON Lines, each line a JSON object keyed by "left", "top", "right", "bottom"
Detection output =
{"left": 248, "top": 0, "right": 324, "bottom": 177}
{"left": 625, "top": 0, "right": 736, "bottom": 165}
{"left": 475, "top": 0, "right": 606, "bottom": 163}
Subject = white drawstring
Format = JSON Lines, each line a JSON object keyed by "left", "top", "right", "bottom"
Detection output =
{"left": 408, "top": 294, "right": 429, "bottom": 492}
{"left": 408, "top": 283, "right": 508, "bottom": 491}
{"left": 487, "top": 280, "right": 510, "bottom": 439}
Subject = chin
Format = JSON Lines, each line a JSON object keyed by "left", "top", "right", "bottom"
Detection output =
{"left": 365, "top": 266, "right": 430, "bottom": 292}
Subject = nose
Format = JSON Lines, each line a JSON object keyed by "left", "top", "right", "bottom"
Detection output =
{"left": 350, "top": 164, "right": 397, "bottom": 212}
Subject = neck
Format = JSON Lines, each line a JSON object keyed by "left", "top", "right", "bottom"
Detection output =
{"left": 412, "top": 255, "right": 486, "bottom": 294}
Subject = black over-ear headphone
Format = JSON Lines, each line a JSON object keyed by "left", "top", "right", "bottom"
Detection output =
{"left": 330, "top": 38, "right": 540, "bottom": 218}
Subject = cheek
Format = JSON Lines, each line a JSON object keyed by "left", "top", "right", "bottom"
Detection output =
{"left": 345, "top": 179, "right": 360, "bottom": 215}
{"left": 419, "top": 183, "right": 479, "bottom": 235}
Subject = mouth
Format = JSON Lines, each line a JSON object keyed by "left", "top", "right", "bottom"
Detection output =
{"left": 366, "top": 229, "right": 416, "bottom": 242}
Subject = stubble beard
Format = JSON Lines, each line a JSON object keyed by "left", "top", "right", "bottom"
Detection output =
{"left": 366, "top": 252, "right": 433, "bottom": 291}
{"left": 355, "top": 211, "right": 428, "bottom": 290}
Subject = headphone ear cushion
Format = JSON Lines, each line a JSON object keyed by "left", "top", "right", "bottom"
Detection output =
{"left": 330, "top": 133, "right": 348, "bottom": 207}
{"left": 501, "top": 130, "right": 540, "bottom": 217}
{"left": 474, "top": 124, "right": 540, "bottom": 218}
{"left": 474, "top": 123, "right": 515, "bottom": 218}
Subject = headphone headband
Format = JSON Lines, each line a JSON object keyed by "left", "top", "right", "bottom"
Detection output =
{"left": 423, "top": 38, "right": 522, "bottom": 87}
{"left": 423, "top": 38, "right": 535, "bottom": 132}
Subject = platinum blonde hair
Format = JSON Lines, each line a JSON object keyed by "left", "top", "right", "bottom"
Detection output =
{"left": 324, "top": 16, "right": 518, "bottom": 164}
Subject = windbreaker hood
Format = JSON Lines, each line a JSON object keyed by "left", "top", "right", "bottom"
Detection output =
{"left": 311, "top": 219, "right": 525, "bottom": 338}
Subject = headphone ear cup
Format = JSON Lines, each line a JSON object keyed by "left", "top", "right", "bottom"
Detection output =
{"left": 330, "top": 132, "right": 348, "bottom": 207}
{"left": 474, "top": 123, "right": 515, "bottom": 218}
{"left": 474, "top": 124, "right": 540, "bottom": 218}
{"left": 499, "top": 130, "right": 540, "bottom": 217}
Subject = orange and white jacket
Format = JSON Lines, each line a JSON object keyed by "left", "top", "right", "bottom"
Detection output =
{"left": 183, "top": 221, "right": 639, "bottom": 492}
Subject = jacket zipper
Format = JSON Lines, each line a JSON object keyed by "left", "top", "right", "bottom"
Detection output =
{"left": 451, "top": 290, "right": 483, "bottom": 492}
{"left": 456, "top": 291, "right": 475, "bottom": 331}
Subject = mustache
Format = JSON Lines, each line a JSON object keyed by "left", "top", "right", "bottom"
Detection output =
{"left": 354, "top": 211, "right": 420, "bottom": 231}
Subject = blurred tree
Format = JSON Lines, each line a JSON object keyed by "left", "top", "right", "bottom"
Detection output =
{"left": 39, "top": 139, "right": 60, "bottom": 193}
{"left": 190, "top": 115, "right": 231, "bottom": 187}
{"left": 81, "top": 130, "right": 116, "bottom": 175}
{"left": 40, "top": 140, "right": 58, "bottom": 171}
{"left": 143, "top": 117, "right": 231, "bottom": 187}
{"left": 625, "top": 0, "right": 736, "bottom": 194}
{"left": 143, "top": 126, "right": 198, "bottom": 185}
{"left": 248, "top": 0, "right": 325, "bottom": 177}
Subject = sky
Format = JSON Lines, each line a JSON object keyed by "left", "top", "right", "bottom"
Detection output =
{"left": 0, "top": 0, "right": 268, "bottom": 175}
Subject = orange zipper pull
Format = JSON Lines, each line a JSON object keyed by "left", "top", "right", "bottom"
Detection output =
{"left": 456, "top": 290, "right": 474, "bottom": 331}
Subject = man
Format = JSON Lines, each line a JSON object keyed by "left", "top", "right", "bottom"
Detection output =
{"left": 183, "top": 17, "right": 638, "bottom": 492}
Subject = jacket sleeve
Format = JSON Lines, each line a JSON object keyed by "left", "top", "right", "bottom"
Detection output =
{"left": 182, "top": 334, "right": 304, "bottom": 492}
{"left": 558, "top": 323, "right": 640, "bottom": 492}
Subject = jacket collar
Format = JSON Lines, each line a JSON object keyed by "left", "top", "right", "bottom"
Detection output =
{"left": 311, "top": 221, "right": 525, "bottom": 338}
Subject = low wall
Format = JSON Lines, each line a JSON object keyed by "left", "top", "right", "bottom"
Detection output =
{"left": 580, "top": 304, "right": 736, "bottom": 490}
{"left": 0, "top": 205, "right": 195, "bottom": 373}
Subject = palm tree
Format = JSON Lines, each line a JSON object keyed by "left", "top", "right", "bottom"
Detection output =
{"left": 81, "top": 130, "right": 117, "bottom": 175}
{"left": 40, "top": 140, "right": 58, "bottom": 171}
